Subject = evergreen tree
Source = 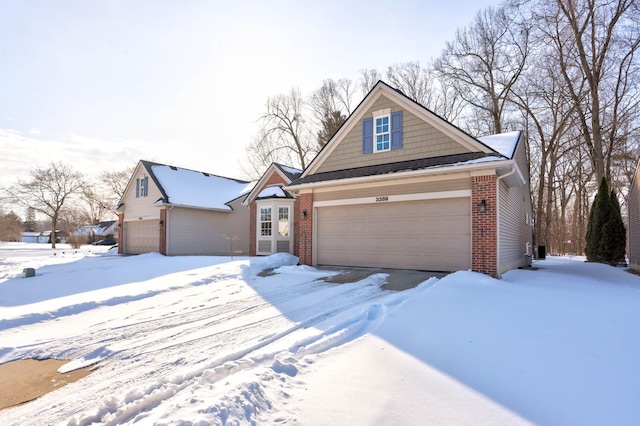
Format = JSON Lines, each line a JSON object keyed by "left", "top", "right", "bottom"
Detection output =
{"left": 585, "top": 177, "right": 626, "bottom": 265}
{"left": 23, "top": 207, "right": 37, "bottom": 232}
{"left": 317, "top": 110, "right": 346, "bottom": 149}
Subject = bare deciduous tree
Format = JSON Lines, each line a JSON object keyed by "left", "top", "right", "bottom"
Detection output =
{"left": 359, "top": 68, "right": 382, "bottom": 95}
{"left": 434, "top": 4, "right": 530, "bottom": 135}
{"left": 100, "top": 167, "right": 135, "bottom": 202}
{"left": 309, "top": 79, "right": 356, "bottom": 148}
{"left": 386, "top": 61, "right": 435, "bottom": 106}
{"left": 2, "top": 162, "right": 84, "bottom": 248}
{"left": 243, "top": 88, "right": 316, "bottom": 178}
{"left": 0, "top": 210, "right": 22, "bottom": 242}
{"left": 536, "top": 0, "right": 640, "bottom": 183}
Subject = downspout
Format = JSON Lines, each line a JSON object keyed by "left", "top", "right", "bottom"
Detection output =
{"left": 495, "top": 166, "right": 516, "bottom": 276}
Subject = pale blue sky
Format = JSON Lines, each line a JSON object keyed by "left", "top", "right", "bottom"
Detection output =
{"left": 0, "top": 0, "right": 500, "bottom": 193}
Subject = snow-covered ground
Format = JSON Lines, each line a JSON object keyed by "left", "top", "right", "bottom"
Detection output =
{"left": 1, "top": 243, "right": 639, "bottom": 425}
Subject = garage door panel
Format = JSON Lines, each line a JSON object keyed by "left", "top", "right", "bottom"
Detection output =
{"left": 125, "top": 220, "right": 159, "bottom": 254}
{"left": 316, "top": 198, "right": 470, "bottom": 271}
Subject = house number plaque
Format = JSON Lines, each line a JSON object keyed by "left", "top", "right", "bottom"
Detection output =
{"left": 375, "top": 196, "right": 389, "bottom": 202}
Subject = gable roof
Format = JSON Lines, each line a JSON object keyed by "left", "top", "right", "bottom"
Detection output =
{"left": 243, "top": 163, "right": 302, "bottom": 205}
{"left": 131, "top": 160, "right": 252, "bottom": 211}
{"left": 300, "top": 80, "right": 501, "bottom": 178}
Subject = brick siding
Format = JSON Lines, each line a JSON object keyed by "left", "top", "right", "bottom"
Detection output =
{"left": 296, "top": 193, "right": 313, "bottom": 266}
{"left": 472, "top": 175, "right": 498, "bottom": 277}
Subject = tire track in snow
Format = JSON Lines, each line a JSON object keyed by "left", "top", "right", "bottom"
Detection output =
{"left": 66, "top": 276, "right": 401, "bottom": 425}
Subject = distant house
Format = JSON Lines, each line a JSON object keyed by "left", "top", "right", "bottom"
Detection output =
{"left": 628, "top": 161, "right": 640, "bottom": 272}
{"left": 21, "top": 232, "right": 42, "bottom": 243}
{"left": 249, "top": 81, "right": 533, "bottom": 277}
{"left": 115, "top": 160, "right": 252, "bottom": 256}
{"left": 72, "top": 221, "right": 118, "bottom": 243}
{"left": 21, "top": 230, "right": 63, "bottom": 244}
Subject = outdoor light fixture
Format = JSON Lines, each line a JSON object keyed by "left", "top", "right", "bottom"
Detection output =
{"left": 479, "top": 199, "right": 487, "bottom": 213}
{"left": 302, "top": 210, "right": 308, "bottom": 219}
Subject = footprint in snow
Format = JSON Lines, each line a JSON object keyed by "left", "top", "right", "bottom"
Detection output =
{"left": 271, "top": 359, "right": 298, "bottom": 377}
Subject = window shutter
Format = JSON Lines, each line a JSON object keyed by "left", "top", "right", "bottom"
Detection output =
{"left": 362, "top": 118, "right": 373, "bottom": 154}
{"left": 391, "top": 111, "right": 403, "bottom": 150}
{"left": 142, "top": 177, "right": 148, "bottom": 196}
{"left": 136, "top": 178, "right": 140, "bottom": 198}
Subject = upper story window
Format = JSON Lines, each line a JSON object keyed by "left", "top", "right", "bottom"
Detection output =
{"left": 374, "top": 115, "right": 390, "bottom": 152}
{"left": 136, "top": 176, "right": 148, "bottom": 198}
{"left": 363, "top": 110, "right": 403, "bottom": 154}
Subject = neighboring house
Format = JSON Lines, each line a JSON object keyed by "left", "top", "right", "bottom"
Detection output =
{"left": 21, "top": 231, "right": 63, "bottom": 243}
{"left": 251, "top": 81, "right": 533, "bottom": 277}
{"left": 628, "top": 160, "right": 640, "bottom": 272}
{"left": 116, "top": 160, "right": 252, "bottom": 256}
{"left": 242, "top": 163, "right": 302, "bottom": 256}
{"left": 72, "top": 220, "right": 118, "bottom": 243}
{"left": 21, "top": 232, "right": 42, "bottom": 243}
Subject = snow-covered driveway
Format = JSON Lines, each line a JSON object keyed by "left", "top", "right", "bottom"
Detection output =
{"left": 0, "top": 247, "right": 421, "bottom": 425}
{"left": 2, "top": 244, "right": 640, "bottom": 425}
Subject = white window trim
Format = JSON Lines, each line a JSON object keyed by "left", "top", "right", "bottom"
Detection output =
{"left": 136, "top": 176, "right": 149, "bottom": 198}
{"left": 256, "top": 200, "right": 295, "bottom": 255}
{"left": 373, "top": 112, "right": 391, "bottom": 153}
{"left": 277, "top": 206, "right": 290, "bottom": 238}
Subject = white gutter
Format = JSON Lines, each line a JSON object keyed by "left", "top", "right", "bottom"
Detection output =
{"left": 154, "top": 203, "right": 233, "bottom": 213}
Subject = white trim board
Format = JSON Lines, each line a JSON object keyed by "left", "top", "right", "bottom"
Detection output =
{"left": 313, "top": 189, "right": 471, "bottom": 208}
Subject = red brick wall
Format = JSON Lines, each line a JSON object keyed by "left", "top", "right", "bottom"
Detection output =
{"left": 296, "top": 192, "right": 313, "bottom": 266}
{"left": 262, "top": 172, "right": 287, "bottom": 188}
{"left": 472, "top": 175, "right": 498, "bottom": 277}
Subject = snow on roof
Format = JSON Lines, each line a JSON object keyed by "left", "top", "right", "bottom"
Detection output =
{"left": 478, "top": 131, "right": 521, "bottom": 158}
{"left": 257, "top": 185, "right": 287, "bottom": 198}
{"left": 279, "top": 165, "right": 302, "bottom": 176}
{"left": 151, "top": 165, "right": 250, "bottom": 210}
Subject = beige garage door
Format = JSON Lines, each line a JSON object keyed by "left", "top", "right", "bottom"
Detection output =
{"left": 316, "top": 198, "right": 471, "bottom": 271}
{"left": 125, "top": 220, "right": 160, "bottom": 254}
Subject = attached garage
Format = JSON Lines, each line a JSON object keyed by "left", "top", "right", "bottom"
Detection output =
{"left": 315, "top": 197, "right": 471, "bottom": 271}
{"left": 124, "top": 220, "right": 160, "bottom": 254}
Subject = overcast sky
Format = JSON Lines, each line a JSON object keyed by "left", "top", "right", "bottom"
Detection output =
{"left": 1, "top": 0, "right": 500, "bottom": 206}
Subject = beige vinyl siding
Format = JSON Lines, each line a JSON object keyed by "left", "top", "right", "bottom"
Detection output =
{"left": 498, "top": 140, "right": 533, "bottom": 275}
{"left": 628, "top": 163, "right": 640, "bottom": 271}
{"left": 498, "top": 181, "right": 528, "bottom": 274}
{"left": 314, "top": 178, "right": 471, "bottom": 202}
{"left": 122, "top": 169, "right": 163, "bottom": 221}
{"left": 167, "top": 199, "right": 249, "bottom": 256}
{"left": 316, "top": 95, "right": 470, "bottom": 174}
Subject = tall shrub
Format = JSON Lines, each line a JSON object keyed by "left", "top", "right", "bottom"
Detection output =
{"left": 586, "top": 177, "right": 626, "bottom": 264}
